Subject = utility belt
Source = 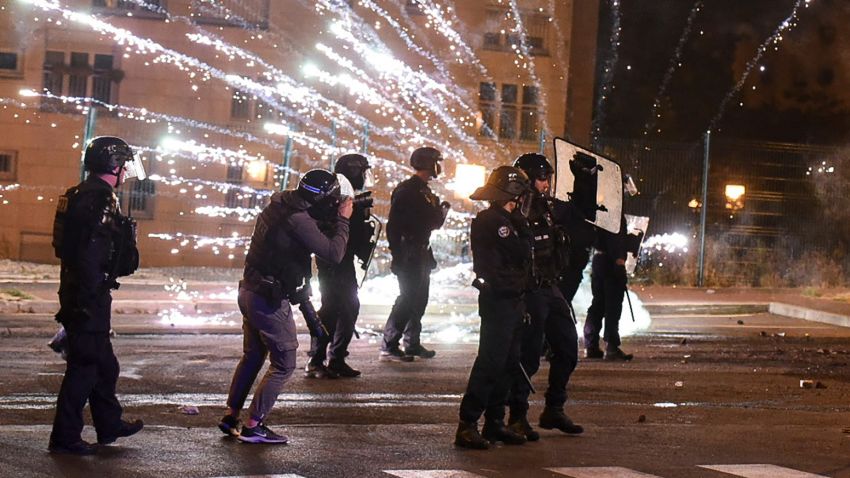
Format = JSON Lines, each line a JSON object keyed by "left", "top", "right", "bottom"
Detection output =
{"left": 240, "top": 272, "right": 288, "bottom": 305}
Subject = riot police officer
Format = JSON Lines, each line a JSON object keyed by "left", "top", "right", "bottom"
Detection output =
{"left": 585, "top": 214, "right": 634, "bottom": 361}
{"left": 456, "top": 166, "right": 532, "bottom": 450}
{"left": 507, "top": 153, "right": 583, "bottom": 441}
{"left": 49, "top": 136, "right": 145, "bottom": 455}
{"left": 557, "top": 152, "right": 599, "bottom": 304}
{"left": 380, "top": 147, "right": 450, "bottom": 361}
{"left": 306, "top": 154, "right": 375, "bottom": 378}
{"left": 219, "top": 169, "right": 353, "bottom": 444}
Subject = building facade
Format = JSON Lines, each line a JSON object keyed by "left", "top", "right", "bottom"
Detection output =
{"left": 0, "top": 0, "right": 598, "bottom": 266}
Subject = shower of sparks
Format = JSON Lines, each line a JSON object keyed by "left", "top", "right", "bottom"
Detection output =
{"left": 706, "top": 0, "right": 809, "bottom": 133}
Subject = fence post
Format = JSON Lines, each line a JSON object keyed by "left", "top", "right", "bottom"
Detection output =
{"left": 80, "top": 106, "right": 97, "bottom": 181}
{"left": 697, "top": 130, "right": 711, "bottom": 287}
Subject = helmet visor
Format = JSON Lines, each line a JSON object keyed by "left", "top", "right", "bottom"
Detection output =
{"left": 362, "top": 169, "right": 375, "bottom": 190}
{"left": 123, "top": 158, "right": 147, "bottom": 181}
{"left": 336, "top": 173, "right": 355, "bottom": 199}
{"left": 518, "top": 190, "right": 534, "bottom": 217}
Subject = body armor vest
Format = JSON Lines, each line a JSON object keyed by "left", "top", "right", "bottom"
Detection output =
{"left": 243, "top": 194, "right": 311, "bottom": 294}
{"left": 529, "top": 197, "right": 567, "bottom": 283}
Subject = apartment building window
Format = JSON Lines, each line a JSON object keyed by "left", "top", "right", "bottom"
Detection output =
{"left": 42, "top": 51, "right": 120, "bottom": 106}
{"left": 482, "top": 9, "right": 549, "bottom": 56}
{"left": 92, "top": 0, "right": 166, "bottom": 15}
{"left": 520, "top": 86, "right": 539, "bottom": 142}
{"left": 192, "top": 0, "right": 270, "bottom": 30}
{"left": 0, "top": 151, "right": 17, "bottom": 181}
{"left": 230, "top": 90, "right": 251, "bottom": 119}
{"left": 405, "top": 0, "right": 424, "bottom": 15}
{"left": 499, "top": 84, "right": 518, "bottom": 140}
{"left": 0, "top": 50, "right": 23, "bottom": 78}
{"left": 478, "top": 82, "right": 497, "bottom": 138}
{"left": 225, "top": 163, "right": 244, "bottom": 208}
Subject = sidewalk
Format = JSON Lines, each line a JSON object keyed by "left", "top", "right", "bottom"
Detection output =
{"left": 2, "top": 261, "right": 850, "bottom": 330}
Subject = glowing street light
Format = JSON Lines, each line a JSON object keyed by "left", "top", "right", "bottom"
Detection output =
{"left": 448, "top": 163, "right": 486, "bottom": 199}
{"left": 725, "top": 184, "right": 745, "bottom": 211}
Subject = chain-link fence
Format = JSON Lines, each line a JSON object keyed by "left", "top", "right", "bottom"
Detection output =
{"left": 599, "top": 138, "right": 849, "bottom": 287}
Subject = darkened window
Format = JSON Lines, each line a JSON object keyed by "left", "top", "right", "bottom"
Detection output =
{"left": 230, "top": 90, "right": 251, "bottom": 119}
{"left": 255, "top": 99, "right": 280, "bottom": 121}
{"left": 0, "top": 52, "right": 21, "bottom": 77}
{"left": 478, "top": 82, "right": 497, "bottom": 138}
{"left": 520, "top": 86, "right": 540, "bottom": 142}
{"left": 91, "top": 54, "right": 114, "bottom": 103}
{"left": 68, "top": 52, "right": 89, "bottom": 98}
{"left": 0, "top": 151, "right": 17, "bottom": 181}
{"left": 499, "top": 84, "right": 518, "bottom": 140}
{"left": 93, "top": 0, "right": 165, "bottom": 14}
{"left": 42, "top": 51, "right": 65, "bottom": 95}
{"left": 483, "top": 32, "right": 501, "bottom": 49}
{"left": 405, "top": 0, "right": 424, "bottom": 15}
{"left": 192, "top": 0, "right": 270, "bottom": 30}
{"left": 226, "top": 163, "right": 244, "bottom": 183}
{"left": 224, "top": 189, "right": 243, "bottom": 208}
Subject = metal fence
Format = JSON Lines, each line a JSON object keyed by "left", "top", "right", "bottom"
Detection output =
{"left": 599, "top": 138, "right": 848, "bottom": 286}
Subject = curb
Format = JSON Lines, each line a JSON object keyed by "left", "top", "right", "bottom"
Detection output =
{"left": 768, "top": 302, "right": 850, "bottom": 328}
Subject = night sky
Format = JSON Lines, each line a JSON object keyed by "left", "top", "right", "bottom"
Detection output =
{"left": 594, "top": 0, "right": 849, "bottom": 145}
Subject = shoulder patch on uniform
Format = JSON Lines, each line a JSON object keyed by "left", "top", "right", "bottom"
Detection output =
{"left": 498, "top": 225, "right": 510, "bottom": 238}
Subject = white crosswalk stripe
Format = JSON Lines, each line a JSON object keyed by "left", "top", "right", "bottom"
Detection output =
{"left": 547, "top": 467, "right": 663, "bottom": 478}
{"left": 699, "top": 464, "right": 828, "bottom": 477}
{"left": 384, "top": 471, "right": 486, "bottom": 478}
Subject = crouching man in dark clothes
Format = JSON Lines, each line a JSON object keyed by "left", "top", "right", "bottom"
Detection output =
{"left": 455, "top": 166, "right": 533, "bottom": 450}
{"left": 218, "top": 169, "right": 352, "bottom": 444}
{"left": 49, "top": 136, "right": 145, "bottom": 455}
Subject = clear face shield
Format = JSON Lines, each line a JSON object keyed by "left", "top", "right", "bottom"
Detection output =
{"left": 362, "top": 168, "right": 375, "bottom": 190}
{"left": 624, "top": 173, "right": 639, "bottom": 197}
{"left": 336, "top": 173, "right": 355, "bottom": 199}
{"left": 517, "top": 190, "right": 534, "bottom": 217}
{"left": 123, "top": 158, "right": 147, "bottom": 181}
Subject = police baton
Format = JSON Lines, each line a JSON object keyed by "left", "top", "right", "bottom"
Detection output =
{"left": 625, "top": 285, "right": 636, "bottom": 323}
{"left": 519, "top": 363, "right": 536, "bottom": 394}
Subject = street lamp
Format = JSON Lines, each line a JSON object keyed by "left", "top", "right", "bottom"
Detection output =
{"left": 725, "top": 184, "right": 745, "bottom": 211}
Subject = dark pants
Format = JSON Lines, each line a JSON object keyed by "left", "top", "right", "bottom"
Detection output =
{"left": 311, "top": 259, "right": 360, "bottom": 363}
{"left": 50, "top": 331, "right": 123, "bottom": 445}
{"left": 382, "top": 262, "right": 430, "bottom": 351}
{"left": 509, "top": 285, "right": 578, "bottom": 416}
{"left": 459, "top": 293, "right": 524, "bottom": 424}
{"left": 226, "top": 288, "right": 298, "bottom": 423}
{"left": 585, "top": 253, "right": 627, "bottom": 350}
{"left": 558, "top": 247, "right": 591, "bottom": 303}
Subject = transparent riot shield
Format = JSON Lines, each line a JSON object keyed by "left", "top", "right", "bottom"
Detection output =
{"left": 553, "top": 137, "right": 623, "bottom": 233}
{"left": 355, "top": 214, "right": 383, "bottom": 288}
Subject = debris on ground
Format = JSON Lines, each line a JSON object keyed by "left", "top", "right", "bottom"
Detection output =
{"left": 774, "top": 332, "right": 786, "bottom": 337}
{"left": 737, "top": 320, "right": 745, "bottom": 325}
{"left": 800, "top": 379, "right": 814, "bottom": 389}
{"left": 674, "top": 381, "right": 684, "bottom": 388}
{"left": 637, "top": 415, "right": 646, "bottom": 423}
{"left": 759, "top": 331, "right": 768, "bottom": 337}
{"left": 179, "top": 405, "right": 200, "bottom": 415}
{"left": 680, "top": 338, "right": 688, "bottom": 345}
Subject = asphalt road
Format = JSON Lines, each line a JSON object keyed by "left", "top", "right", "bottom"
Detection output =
{"left": 0, "top": 311, "right": 848, "bottom": 477}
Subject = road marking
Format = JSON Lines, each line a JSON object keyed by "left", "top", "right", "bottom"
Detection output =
{"left": 211, "top": 475, "right": 305, "bottom": 478}
{"left": 547, "top": 467, "right": 662, "bottom": 477}
{"left": 384, "top": 471, "right": 486, "bottom": 478}
{"left": 699, "top": 464, "right": 827, "bottom": 477}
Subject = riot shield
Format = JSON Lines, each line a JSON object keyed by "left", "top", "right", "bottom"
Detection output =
{"left": 553, "top": 137, "right": 623, "bottom": 233}
{"left": 356, "top": 214, "right": 383, "bottom": 288}
{"left": 624, "top": 214, "right": 650, "bottom": 275}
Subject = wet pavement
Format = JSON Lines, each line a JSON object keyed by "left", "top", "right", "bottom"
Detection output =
{"left": 0, "top": 310, "right": 848, "bottom": 477}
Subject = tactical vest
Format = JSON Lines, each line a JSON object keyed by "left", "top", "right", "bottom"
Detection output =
{"left": 52, "top": 186, "right": 80, "bottom": 261}
{"left": 529, "top": 197, "right": 567, "bottom": 283}
{"left": 243, "top": 195, "right": 311, "bottom": 295}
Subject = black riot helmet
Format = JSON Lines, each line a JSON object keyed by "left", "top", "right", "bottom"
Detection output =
{"left": 298, "top": 169, "right": 342, "bottom": 220}
{"left": 513, "top": 153, "right": 554, "bottom": 181}
{"left": 83, "top": 136, "right": 135, "bottom": 174}
{"left": 470, "top": 166, "right": 531, "bottom": 202}
{"left": 334, "top": 153, "right": 371, "bottom": 190}
{"left": 410, "top": 146, "right": 443, "bottom": 178}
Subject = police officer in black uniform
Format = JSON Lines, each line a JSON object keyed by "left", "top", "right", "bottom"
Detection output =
{"left": 584, "top": 213, "right": 634, "bottom": 361}
{"left": 557, "top": 152, "right": 600, "bottom": 304}
{"left": 49, "top": 136, "right": 145, "bottom": 455}
{"left": 380, "top": 147, "right": 450, "bottom": 361}
{"left": 219, "top": 169, "right": 352, "bottom": 444}
{"left": 306, "top": 154, "right": 375, "bottom": 378}
{"left": 507, "top": 153, "right": 583, "bottom": 441}
{"left": 455, "top": 166, "right": 532, "bottom": 450}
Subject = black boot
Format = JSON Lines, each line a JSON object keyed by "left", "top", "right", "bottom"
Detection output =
{"left": 327, "top": 359, "right": 361, "bottom": 378}
{"left": 508, "top": 414, "right": 540, "bottom": 442}
{"left": 605, "top": 348, "right": 634, "bottom": 361}
{"left": 454, "top": 421, "right": 489, "bottom": 450}
{"left": 481, "top": 419, "right": 526, "bottom": 445}
{"left": 539, "top": 407, "right": 583, "bottom": 434}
